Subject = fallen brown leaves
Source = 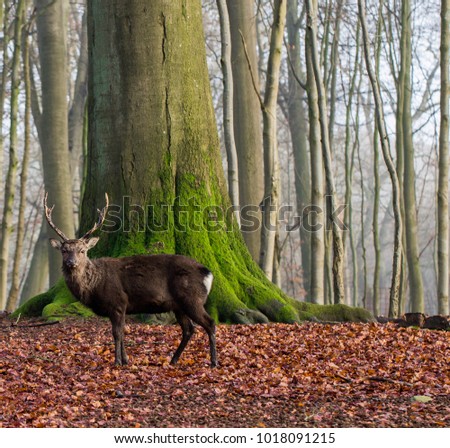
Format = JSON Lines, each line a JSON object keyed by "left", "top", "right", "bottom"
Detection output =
{"left": 0, "top": 317, "right": 449, "bottom": 428}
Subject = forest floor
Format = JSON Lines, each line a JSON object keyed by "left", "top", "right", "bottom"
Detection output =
{"left": 0, "top": 315, "right": 449, "bottom": 428}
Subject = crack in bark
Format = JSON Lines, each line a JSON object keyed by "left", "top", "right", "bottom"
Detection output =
{"left": 165, "top": 86, "right": 172, "bottom": 161}
{"left": 161, "top": 12, "right": 167, "bottom": 64}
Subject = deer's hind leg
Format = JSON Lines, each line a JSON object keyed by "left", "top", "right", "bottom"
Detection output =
{"left": 185, "top": 305, "right": 217, "bottom": 368}
{"left": 170, "top": 311, "right": 195, "bottom": 365}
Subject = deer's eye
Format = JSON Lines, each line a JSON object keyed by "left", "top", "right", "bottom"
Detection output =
{"left": 80, "top": 249, "right": 86, "bottom": 254}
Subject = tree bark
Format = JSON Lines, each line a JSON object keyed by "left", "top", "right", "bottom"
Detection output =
{"left": 226, "top": 0, "right": 263, "bottom": 260}
{"left": 438, "top": 0, "right": 450, "bottom": 315}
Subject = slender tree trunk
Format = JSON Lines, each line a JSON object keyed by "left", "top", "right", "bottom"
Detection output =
{"left": 35, "top": 0, "right": 75, "bottom": 286}
{"left": 400, "top": 0, "right": 424, "bottom": 313}
{"left": 356, "top": 103, "right": 367, "bottom": 309}
{"left": 390, "top": 2, "right": 408, "bottom": 315}
{"left": 19, "top": 221, "right": 49, "bottom": 305}
{"left": 216, "top": 0, "right": 239, "bottom": 223}
{"left": 327, "top": 0, "right": 344, "bottom": 150}
{"left": 69, "top": 11, "right": 88, "bottom": 216}
{"left": 286, "top": 0, "right": 311, "bottom": 298}
{"left": 305, "top": 0, "right": 324, "bottom": 304}
{"left": 349, "top": 139, "right": 359, "bottom": 307}
{"left": 343, "top": 24, "right": 360, "bottom": 307}
{"left": 323, "top": 0, "right": 344, "bottom": 306}
{"left": 226, "top": 0, "right": 263, "bottom": 260}
{"left": 0, "top": 0, "right": 10, "bottom": 186}
{"left": 372, "top": 0, "right": 384, "bottom": 317}
{"left": 7, "top": 9, "right": 31, "bottom": 311}
{"left": 358, "top": 0, "right": 403, "bottom": 317}
{"left": 259, "top": 0, "right": 287, "bottom": 281}
{"left": 0, "top": 0, "right": 25, "bottom": 309}
{"left": 438, "top": 0, "right": 450, "bottom": 315}
{"left": 305, "top": 0, "right": 345, "bottom": 304}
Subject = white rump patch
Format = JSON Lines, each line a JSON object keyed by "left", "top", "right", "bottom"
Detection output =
{"left": 203, "top": 272, "right": 214, "bottom": 295}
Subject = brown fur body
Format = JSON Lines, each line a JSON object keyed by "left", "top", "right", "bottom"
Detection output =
{"left": 53, "top": 240, "right": 216, "bottom": 367}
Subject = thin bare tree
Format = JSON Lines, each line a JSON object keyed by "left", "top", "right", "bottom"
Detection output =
{"left": 305, "top": 0, "right": 345, "bottom": 304}
{"left": 358, "top": 0, "right": 403, "bottom": 317}
{"left": 437, "top": 0, "right": 449, "bottom": 315}
{"left": 216, "top": 0, "right": 239, "bottom": 224}
{"left": 259, "top": 0, "right": 287, "bottom": 281}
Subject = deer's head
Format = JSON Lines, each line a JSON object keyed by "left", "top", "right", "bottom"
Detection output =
{"left": 44, "top": 193, "right": 109, "bottom": 270}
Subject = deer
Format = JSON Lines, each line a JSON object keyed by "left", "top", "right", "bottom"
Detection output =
{"left": 43, "top": 193, "right": 217, "bottom": 367}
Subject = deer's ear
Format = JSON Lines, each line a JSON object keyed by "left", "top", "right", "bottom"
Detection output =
{"left": 86, "top": 237, "right": 99, "bottom": 250}
{"left": 49, "top": 239, "right": 62, "bottom": 250}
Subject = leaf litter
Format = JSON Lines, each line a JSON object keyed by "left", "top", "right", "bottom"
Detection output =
{"left": 0, "top": 316, "right": 449, "bottom": 427}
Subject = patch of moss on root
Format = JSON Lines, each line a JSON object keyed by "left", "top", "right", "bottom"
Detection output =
{"left": 12, "top": 278, "right": 94, "bottom": 320}
{"left": 294, "top": 301, "right": 375, "bottom": 323}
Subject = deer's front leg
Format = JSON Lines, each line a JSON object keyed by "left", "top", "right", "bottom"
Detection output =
{"left": 110, "top": 311, "right": 128, "bottom": 366}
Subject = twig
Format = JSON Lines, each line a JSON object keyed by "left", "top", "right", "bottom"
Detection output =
{"left": 333, "top": 373, "right": 413, "bottom": 387}
{"left": 14, "top": 313, "right": 21, "bottom": 326}
{"left": 284, "top": 36, "right": 307, "bottom": 90}
{"left": 1, "top": 319, "right": 60, "bottom": 329}
{"left": 21, "top": 320, "right": 60, "bottom": 328}
{"left": 363, "top": 376, "right": 413, "bottom": 387}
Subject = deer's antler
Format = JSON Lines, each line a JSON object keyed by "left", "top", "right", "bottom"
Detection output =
{"left": 43, "top": 192, "right": 69, "bottom": 241}
{"left": 81, "top": 193, "right": 109, "bottom": 239}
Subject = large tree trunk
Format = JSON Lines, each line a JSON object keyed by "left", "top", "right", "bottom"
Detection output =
{"left": 226, "top": 0, "right": 263, "bottom": 261}
{"left": 35, "top": 0, "right": 75, "bottom": 285}
{"left": 80, "top": 0, "right": 300, "bottom": 323}
{"left": 438, "top": 0, "right": 449, "bottom": 316}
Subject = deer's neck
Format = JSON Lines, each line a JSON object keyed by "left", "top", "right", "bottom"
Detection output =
{"left": 64, "top": 260, "right": 100, "bottom": 304}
